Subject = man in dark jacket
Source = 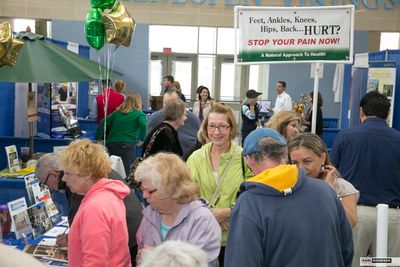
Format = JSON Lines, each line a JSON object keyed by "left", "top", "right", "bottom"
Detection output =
{"left": 331, "top": 91, "right": 400, "bottom": 265}
{"left": 225, "top": 128, "right": 353, "bottom": 267}
{"left": 35, "top": 153, "right": 142, "bottom": 266}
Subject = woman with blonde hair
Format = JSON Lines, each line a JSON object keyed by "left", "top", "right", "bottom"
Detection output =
{"left": 60, "top": 139, "right": 131, "bottom": 266}
{"left": 96, "top": 92, "right": 147, "bottom": 176}
{"left": 265, "top": 110, "right": 301, "bottom": 141}
{"left": 115, "top": 79, "right": 126, "bottom": 95}
{"left": 171, "top": 81, "right": 186, "bottom": 102}
{"left": 135, "top": 153, "right": 221, "bottom": 266}
{"left": 187, "top": 103, "right": 251, "bottom": 266}
{"left": 288, "top": 133, "right": 359, "bottom": 227}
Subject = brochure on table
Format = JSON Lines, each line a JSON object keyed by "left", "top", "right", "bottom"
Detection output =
{"left": 5, "top": 145, "right": 21, "bottom": 174}
{"left": 7, "top": 197, "right": 33, "bottom": 240}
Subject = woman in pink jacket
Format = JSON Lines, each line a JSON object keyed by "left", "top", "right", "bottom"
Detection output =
{"left": 60, "top": 139, "right": 131, "bottom": 267}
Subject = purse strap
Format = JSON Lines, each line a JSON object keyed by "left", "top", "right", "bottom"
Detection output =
{"left": 209, "top": 147, "right": 239, "bottom": 208}
{"left": 143, "top": 124, "right": 167, "bottom": 158}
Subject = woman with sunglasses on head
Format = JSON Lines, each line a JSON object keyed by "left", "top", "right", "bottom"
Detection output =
{"left": 187, "top": 103, "right": 251, "bottom": 266}
{"left": 287, "top": 133, "right": 359, "bottom": 227}
{"left": 134, "top": 153, "right": 221, "bottom": 266}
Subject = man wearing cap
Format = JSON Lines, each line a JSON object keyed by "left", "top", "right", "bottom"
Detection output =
{"left": 241, "top": 89, "right": 262, "bottom": 145}
{"left": 225, "top": 128, "right": 353, "bottom": 267}
{"left": 269, "top": 80, "right": 292, "bottom": 113}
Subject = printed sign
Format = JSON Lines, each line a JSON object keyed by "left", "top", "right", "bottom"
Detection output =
{"left": 235, "top": 5, "right": 354, "bottom": 64}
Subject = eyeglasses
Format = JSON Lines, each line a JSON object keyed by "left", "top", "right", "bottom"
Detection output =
{"left": 40, "top": 171, "right": 53, "bottom": 188}
{"left": 141, "top": 186, "right": 158, "bottom": 196}
{"left": 207, "top": 124, "right": 230, "bottom": 132}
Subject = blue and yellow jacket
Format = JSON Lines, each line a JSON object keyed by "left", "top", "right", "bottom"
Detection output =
{"left": 225, "top": 164, "right": 354, "bottom": 267}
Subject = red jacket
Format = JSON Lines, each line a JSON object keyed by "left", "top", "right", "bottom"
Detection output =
{"left": 96, "top": 88, "right": 125, "bottom": 124}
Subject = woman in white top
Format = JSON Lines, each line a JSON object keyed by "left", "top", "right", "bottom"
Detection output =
{"left": 193, "top": 86, "right": 213, "bottom": 122}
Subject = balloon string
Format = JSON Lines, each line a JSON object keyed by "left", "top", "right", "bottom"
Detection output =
{"left": 102, "top": 44, "right": 116, "bottom": 148}
{"left": 96, "top": 52, "right": 107, "bottom": 148}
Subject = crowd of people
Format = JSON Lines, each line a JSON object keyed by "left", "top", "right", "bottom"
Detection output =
{"left": 28, "top": 77, "right": 400, "bottom": 267}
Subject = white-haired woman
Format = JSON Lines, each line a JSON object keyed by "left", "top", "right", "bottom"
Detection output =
{"left": 135, "top": 153, "right": 221, "bottom": 266}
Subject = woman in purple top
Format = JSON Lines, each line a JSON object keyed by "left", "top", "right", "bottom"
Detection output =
{"left": 134, "top": 153, "right": 221, "bottom": 267}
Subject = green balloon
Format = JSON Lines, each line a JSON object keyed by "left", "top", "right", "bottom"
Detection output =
{"left": 85, "top": 8, "right": 105, "bottom": 50}
{"left": 91, "top": 0, "right": 116, "bottom": 11}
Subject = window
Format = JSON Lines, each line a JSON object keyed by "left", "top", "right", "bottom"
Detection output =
{"left": 13, "top": 19, "right": 35, "bottom": 33}
{"left": 380, "top": 32, "right": 400, "bottom": 50}
{"left": 149, "top": 25, "right": 198, "bottom": 53}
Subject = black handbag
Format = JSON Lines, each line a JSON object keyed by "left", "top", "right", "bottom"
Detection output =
{"left": 125, "top": 125, "right": 167, "bottom": 190}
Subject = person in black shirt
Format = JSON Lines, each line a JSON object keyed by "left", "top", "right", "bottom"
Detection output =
{"left": 303, "top": 91, "right": 323, "bottom": 137}
{"left": 241, "top": 89, "right": 262, "bottom": 145}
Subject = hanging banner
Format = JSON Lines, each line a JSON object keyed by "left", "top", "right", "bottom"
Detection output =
{"left": 367, "top": 61, "right": 397, "bottom": 127}
{"left": 234, "top": 5, "right": 354, "bottom": 64}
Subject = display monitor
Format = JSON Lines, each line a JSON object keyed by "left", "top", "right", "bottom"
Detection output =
{"left": 257, "top": 100, "right": 272, "bottom": 113}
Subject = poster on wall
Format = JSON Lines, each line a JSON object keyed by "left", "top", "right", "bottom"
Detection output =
{"left": 367, "top": 61, "right": 396, "bottom": 127}
{"left": 234, "top": 5, "right": 354, "bottom": 64}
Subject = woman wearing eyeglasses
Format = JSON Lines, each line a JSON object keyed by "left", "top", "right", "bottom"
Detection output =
{"left": 134, "top": 153, "right": 221, "bottom": 266}
{"left": 59, "top": 139, "right": 132, "bottom": 267}
{"left": 187, "top": 103, "right": 251, "bottom": 266}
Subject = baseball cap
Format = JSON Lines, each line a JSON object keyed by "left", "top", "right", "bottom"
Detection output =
{"left": 246, "top": 89, "right": 262, "bottom": 98}
{"left": 243, "top": 128, "right": 286, "bottom": 156}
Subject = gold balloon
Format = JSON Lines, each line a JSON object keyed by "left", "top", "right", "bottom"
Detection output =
{"left": 1, "top": 39, "right": 24, "bottom": 67}
{"left": 0, "top": 22, "right": 13, "bottom": 59}
{"left": 103, "top": 1, "right": 135, "bottom": 47}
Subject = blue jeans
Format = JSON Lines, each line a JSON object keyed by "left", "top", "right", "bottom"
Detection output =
{"left": 107, "top": 142, "right": 136, "bottom": 178}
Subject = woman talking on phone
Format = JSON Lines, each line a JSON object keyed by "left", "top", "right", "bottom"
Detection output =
{"left": 288, "top": 133, "right": 359, "bottom": 227}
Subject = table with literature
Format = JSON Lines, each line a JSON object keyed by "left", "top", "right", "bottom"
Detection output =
{"left": 1, "top": 168, "right": 69, "bottom": 266}
{"left": 0, "top": 169, "right": 69, "bottom": 216}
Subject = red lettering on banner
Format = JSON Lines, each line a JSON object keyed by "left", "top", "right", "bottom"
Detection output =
{"left": 272, "top": 39, "right": 295, "bottom": 45}
{"left": 297, "top": 38, "right": 316, "bottom": 45}
{"left": 248, "top": 39, "right": 270, "bottom": 46}
{"left": 318, "top": 38, "right": 340, "bottom": 44}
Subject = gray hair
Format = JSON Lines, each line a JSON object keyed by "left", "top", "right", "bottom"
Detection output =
{"left": 248, "top": 137, "right": 288, "bottom": 164}
{"left": 162, "top": 99, "right": 186, "bottom": 121}
{"left": 35, "top": 153, "right": 60, "bottom": 182}
{"left": 141, "top": 241, "right": 208, "bottom": 267}
{"left": 134, "top": 153, "right": 198, "bottom": 203}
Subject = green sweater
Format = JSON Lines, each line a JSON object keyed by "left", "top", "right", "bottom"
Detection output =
{"left": 96, "top": 109, "right": 147, "bottom": 144}
{"left": 187, "top": 141, "right": 252, "bottom": 245}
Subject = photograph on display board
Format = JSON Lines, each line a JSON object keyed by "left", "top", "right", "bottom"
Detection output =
{"left": 367, "top": 79, "right": 379, "bottom": 92}
{"left": 24, "top": 173, "right": 50, "bottom": 206}
{"left": 52, "top": 82, "right": 77, "bottom": 105}
{"left": 383, "top": 84, "right": 394, "bottom": 97}
{"left": 27, "top": 201, "right": 52, "bottom": 238}
{"left": 39, "top": 194, "right": 61, "bottom": 225}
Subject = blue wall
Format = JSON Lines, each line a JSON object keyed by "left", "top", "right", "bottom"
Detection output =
{"left": 0, "top": 83, "right": 15, "bottom": 136}
{"left": 52, "top": 20, "right": 150, "bottom": 109}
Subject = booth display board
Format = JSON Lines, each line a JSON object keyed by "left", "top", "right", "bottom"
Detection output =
{"left": 37, "top": 82, "right": 77, "bottom": 138}
{"left": 367, "top": 61, "right": 397, "bottom": 127}
{"left": 234, "top": 5, "right": 354, "bottom": 64}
